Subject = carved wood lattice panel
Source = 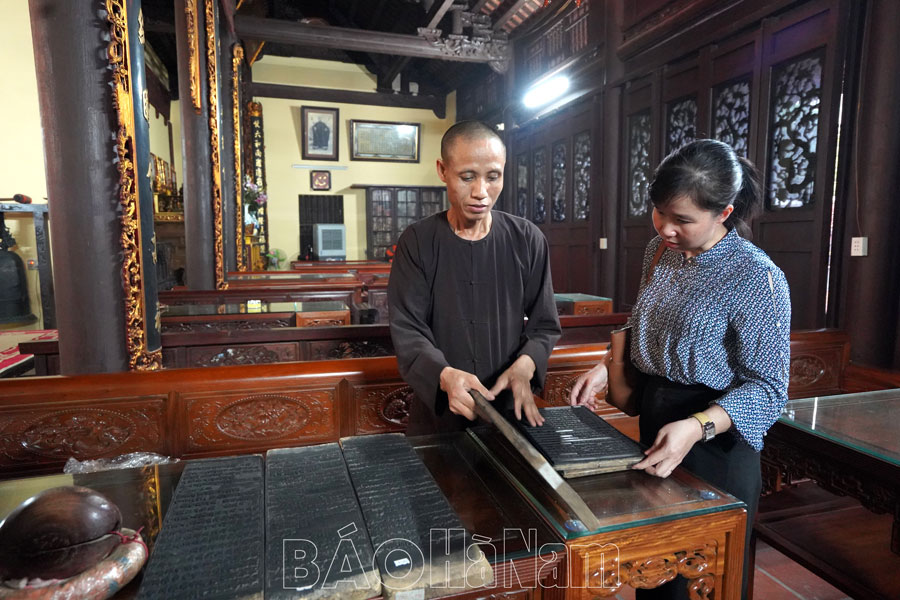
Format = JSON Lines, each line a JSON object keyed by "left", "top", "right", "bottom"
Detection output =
{"left": 533, "top": 147, "right": 547, "bottom": 223}
{"left": 767, "top": 52, "right": 823, "bottom": 209}
{"left": 516, "top": 153, "right": 529, "bottom": 219}
{"left": 573, "top": 131, "right": 591, "bottom": 221}
{"left": 666, "top": 96, "right": 697, "bottom": 155}
{"left": 628, "top": 110, "right": 652, "bottom": 217}
{"left": 713, "top": 77, "right": 752, "bottom": 157}
{"left": 551, "top": 140, "right": 568, "bottom": 222}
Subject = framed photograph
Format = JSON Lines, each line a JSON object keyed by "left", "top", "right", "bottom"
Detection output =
{"left": 349, "top": 120, "right": 421, "bottom": 162}
{"left": 310, "top": 170, "right": 331, "bottom": 191}
{"left": 301, "top": 106, "right": 339, "bottom": 161}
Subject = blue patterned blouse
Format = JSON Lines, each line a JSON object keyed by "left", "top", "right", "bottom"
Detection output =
{"left": 629, "top": 228, "right": 791, "bottom": 451}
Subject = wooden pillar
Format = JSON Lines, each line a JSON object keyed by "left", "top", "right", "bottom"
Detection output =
{"left": 598, "top": 0, "right": 624, "bottom": 300}
{"left": 220, "top": 20, "right": 239, "bottom": 274}
{"left": 839, "top": 0, "right": 900, "bottom": 369}
{"left": 29, "top": 0, "right": 162, "bottom": 373}
{"left": 175, "top": 0, "right": 215, "bottom": 289}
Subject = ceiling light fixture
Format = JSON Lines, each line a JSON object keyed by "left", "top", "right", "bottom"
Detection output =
{"left": 523, "top": 75, "right": 571, "bottom": 109}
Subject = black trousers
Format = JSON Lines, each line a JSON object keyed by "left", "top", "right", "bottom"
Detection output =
{"left": 634, "top": 375, "right": 760, "bottom": 600}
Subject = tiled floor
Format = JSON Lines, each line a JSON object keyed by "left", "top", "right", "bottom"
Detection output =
{"left": 609, "top": 540, "right": 851, "bottom": 600}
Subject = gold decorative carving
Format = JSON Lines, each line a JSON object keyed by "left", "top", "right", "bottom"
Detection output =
{"left": 138, "top": 9, "right": 144, "bottom": 45}
{"left": 185, "top": 0, "right": 201, "bottom": 114}
{"left": 299, "top": 318, "right": 347, "bottom": 327}
{"left": 154, "top": 212, "right": 184, "bottom": 222}
{"left": 140, "top": 465, "right": 162, "bottom": 549}
{"left": 105, "top": 0, "right": 163, "bottom": 371}
{"left": 232, "top": 44, "right": 245, "bottom": 271}
{"left": 142, "top": 88, "right": 149, "bottom": 122}
{"left": 205, "top": 0, "right": 227, "bottom": 290}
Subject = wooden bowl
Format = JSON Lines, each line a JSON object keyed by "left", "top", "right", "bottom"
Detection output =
{"left": 0, "top": 486, "right": 122, "bottom": 580}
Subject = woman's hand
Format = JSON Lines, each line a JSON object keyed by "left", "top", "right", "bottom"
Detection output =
{"left": 569, "top": 362, "right": 608, "bottom": 410}
{"left": 632, "top": 418, "right": 703, "bottom": 478}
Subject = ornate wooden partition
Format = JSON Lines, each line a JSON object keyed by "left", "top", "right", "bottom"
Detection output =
{"left": 2, "top": 329, "right": 864, "bottom": 480}
{"left": 0, "top": 345, "right": 606, "bottom": 479}
{"left": 613, "top": 0, "right": 857, "bottom": 327}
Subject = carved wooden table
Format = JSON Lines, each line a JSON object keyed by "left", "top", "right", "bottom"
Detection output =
{"left": 472, "top": 428, "right": 747, "bottom": 599}
{"left": 759, "top": 389, "right": 900, "bottom": 599}
{"left": 554, "top": 293, "right": 613, "bottom": 317}
{"left": 0, "top": 434, "right": 566, "bottom": 600}
{"left": 160, "top": 301, "right": 297, "bottom": 333}
{"left": 291, "top": 300, "right": 351, "bottom": 327}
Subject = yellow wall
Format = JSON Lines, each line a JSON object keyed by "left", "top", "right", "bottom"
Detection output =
{"left": 252, "top": 56, "right": 456, "bottom": 260}
{"left": 0, "top": 1, "right": 47, "bottom": 330}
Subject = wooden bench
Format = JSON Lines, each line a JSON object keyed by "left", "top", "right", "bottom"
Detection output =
{"left": 21, "top": 313, "right": 631, "bottom": 375}
{"left": 0, "top": 343, "right": 606, "bottom": 479}
{"left": 159, "top": 281, "right": 365, "bottom": 306}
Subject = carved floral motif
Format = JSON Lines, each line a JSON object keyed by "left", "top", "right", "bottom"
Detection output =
{"left": 187, "top": 390, "right": 333, "bottom": 449}
{"left": 789, "top": 355, "right": 826, "bottom": 387}
{"left": 326, "top": 341, "right": 390, "bottom": 360}
{"left": 162, "top": 319, "right": 293, "bottom": 333}
{"left": 105, "top": 0, "right": 162, "bottom": 371}
{"left": 233, "top": 44, "right": 245, "bottom": 271}
{"left": 761, "top": 437, "right": 897, "bottom": 514}
{"left": 216, "top": 395, "right": 310, "bottom": 440}
{"left": 355, "top": 385, "right": 414, "bottom": 432}
{"left": 587, "top": 543, "right": 716, "bottom": 597}
{"left": 195, "top": 346, "right": 285, "bottom": 367}
{"left": 0, "top": 406, "right": 164, "bottom": 462}
{"left": 205, "top": 0, "right": 227, "bottom": 290}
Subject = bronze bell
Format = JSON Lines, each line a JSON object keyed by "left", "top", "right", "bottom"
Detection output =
{"left": 0, "top": 216, "right": 36, "bottom": 325}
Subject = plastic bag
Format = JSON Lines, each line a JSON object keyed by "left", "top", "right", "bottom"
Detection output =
{"left": 63, "top": 452, "right": 177, "bottom": 474}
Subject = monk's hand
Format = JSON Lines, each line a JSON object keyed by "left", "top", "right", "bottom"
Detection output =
{"left": 490, "top": 355, "right": 544, "bottom": 427}
{"left": 569, "top": 362, "right": 608, "bottom": 410}
{"left": 631, "top": 418, "right": 702, "bottom": 478}
{"left": 439, "top": 366, "right": 494, "bottom": 421}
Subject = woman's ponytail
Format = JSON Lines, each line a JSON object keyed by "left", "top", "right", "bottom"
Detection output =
{"left": 726, "top": 156, "right": 763, "bottom": 238}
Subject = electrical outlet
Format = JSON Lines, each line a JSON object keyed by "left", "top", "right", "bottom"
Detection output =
{"left": 851, "top": 237, "right": 868, "bottom": 257}
{"left": 598, "top": 237, "right": 608, "bottom": 250}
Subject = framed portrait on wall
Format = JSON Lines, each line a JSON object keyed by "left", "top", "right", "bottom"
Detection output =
{"left": 349, "top": 120, "right": 421, "bottom": 162}
{"left": 301, "top": 106, "right": 339, "bottom": 161}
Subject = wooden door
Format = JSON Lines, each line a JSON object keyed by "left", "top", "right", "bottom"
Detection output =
{"left": 752, "top": 1, "right": 849, "bottom": 329}
{"left": 510, "top": 99, "right": 598, "bottom": 294}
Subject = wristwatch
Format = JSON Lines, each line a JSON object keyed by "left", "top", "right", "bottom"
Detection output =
{"left": 691, "top": 412, "right": 716, "bottom": 442}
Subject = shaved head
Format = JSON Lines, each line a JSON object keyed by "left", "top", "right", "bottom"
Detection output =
{"left": 440, "top": 120, "right": 505, "bottom": 161}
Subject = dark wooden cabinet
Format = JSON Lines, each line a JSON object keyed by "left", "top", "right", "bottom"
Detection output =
{"left": 353, "top": 185, "right": 446, "bottom": 260}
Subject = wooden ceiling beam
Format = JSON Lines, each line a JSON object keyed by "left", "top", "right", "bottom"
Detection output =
{"left": 381, "top": 0, "right": 458, "bottom": 88}
{"left": 249, "top": 81, "right": 446, "bottom": 118}
{"left": 234, "top": 15, "right": 507, "bottom": 64}
{"left": 493, "top": 0, "right": 532, "bottom": 30}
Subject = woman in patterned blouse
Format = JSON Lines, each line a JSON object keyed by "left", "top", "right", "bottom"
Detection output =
{"left": 570, "top": 139, "right": 791, "bottom": 600}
